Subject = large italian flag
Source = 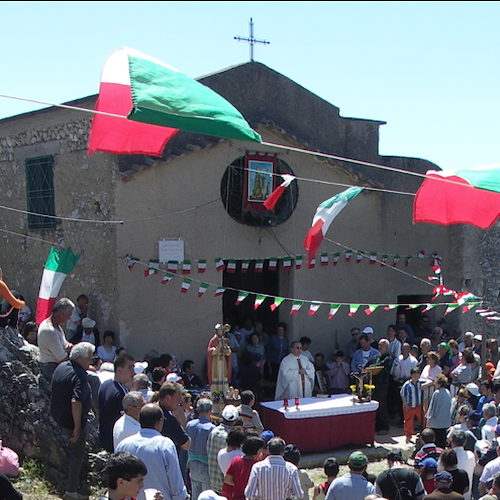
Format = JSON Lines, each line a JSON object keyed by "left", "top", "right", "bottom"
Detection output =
{"left": 414, "top": 166, "right": 500, "bottom": 229}
{"left": 303, "top": 187, "right": 363, "bottom": 266}
{"left": 36, "top": 247, "right": 81, "bottom": 324}
{"left": 88, "top": 47, "right": 261, "bottom": 156}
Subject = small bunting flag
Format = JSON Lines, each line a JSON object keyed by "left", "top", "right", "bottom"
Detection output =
{"left": 348, "top": 304, "right": 360, "bottom": 317}
{"left": 421, "top": 303, "right": 439, "bottom": 313}
{"left": 307, "top": 258, "right": 316, "bottom": 269}
{"left": 198, "top": 259, "right": 207, "bottom": 273}
{"left": 214, "top": 287, "right": 226, "bottom": 297}
{"left": 124, "top": 255, "right": 139, "bottom": 270}
{"left": 328, "top": 304, "right": 342, "bottom": 319}
{"left": 406, "top": 304, "right": 420, "bottom": 310}
{"left": 215, "top": 258, "right": 225, "bottom": 272}
{"left": 161, "top": 273, "right": 175, "bottom": 284}
{"left": 270, "top": 297, "right": 285, "bottom": 311}
{"left": 268, "top": 258, "right": 278, "bottom": 271}
{"left": 356, "top": 251, "right": 364, "bottom": 264}
{"left": 381, "top": 254, "right": 388, "bottom": 267}
{"left": 418, "top": 250, "right": 425, "bottom": 259}
{"left": 254, "top": 259, "right": 264, "bottom": 273}
{"left": 167, "top": 261, "right": 178, "bottom": 273}
{"left": 444, "top": 303, "right": 460, "bottom": 315}
{"left": 182, "top": 260, "right": 191, "bottom": 274}
{"left": 254, "top": 294, "right": 266, "bottom": 310}
{"left": 463, "top": 302, "right": 479, "bottom": 313}
{"left": 308, "top": 302, "right": 321, "bottom": 316}
{"left": 227, "top": 259, "right": 237, "bottom": 273}
{"left": 180, "top": 277, "right": 192, "bottom": 293}
{"left": 393, "top": 255, "right": 400, "bottom": 267}
{"left": 283, "top": 256, "right": 292, "bottom": 269}
{"left": 333, "top": 252, "right": 340, "bottom": 266}
{"left": 364, "top": 305, "right": 378, "bottom": 315}
{"left": 295, "top": 255, "right": 303, "bottom": 269}
{"left": 290, "top": 300, "right": 304, "bottom": 315}
{"left": 235, "top": 291, "right": 249, "bottom": 305}
{"left": 345, "top": 250, "right": 353, "bottom": 262}
{"left": 198, "top": 282, "right": 209, "bottom": 297}
{"left": 405, "top": 255, "right": 412, "bottom": 267}
{"left": 241, "top": 260, "right": 250, "bottom": 273}
{"left": 369, "top": 252, "right": 377, "bottom": 264}
{"left": 384, "top": 304, "right": 398, "bottom": 311}
{"left": 320, "top": 254, "right": 329, "bottom": 266}
{"left": 145, "top": 261, "right": 159, "bottom": 277}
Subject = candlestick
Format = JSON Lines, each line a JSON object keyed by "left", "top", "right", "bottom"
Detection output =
{"left": 295, "top": 397, "right": 299, "bottom": 407}
{"left": 283, "top": 398, "right": 289, "bottom": 408}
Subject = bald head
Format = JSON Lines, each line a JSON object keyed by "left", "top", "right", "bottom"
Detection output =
{"left": 139, "top": 403, "right": 164, "bottom": 429}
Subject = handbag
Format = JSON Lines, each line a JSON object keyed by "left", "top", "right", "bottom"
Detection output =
{"left": 0, "top": 440, "right": 19, "bottom": 477}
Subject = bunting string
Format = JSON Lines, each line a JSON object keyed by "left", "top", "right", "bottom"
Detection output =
{"left": 125, "top": 255, "right": 484, "bottom": 319}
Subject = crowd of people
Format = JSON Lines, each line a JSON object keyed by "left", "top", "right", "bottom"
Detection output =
{"left": 4, "top": 290, "right": 500, "bottom": 500}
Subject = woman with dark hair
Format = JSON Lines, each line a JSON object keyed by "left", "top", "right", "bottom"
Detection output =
{"left": 244, "top": 333, "right": 266, "bottom": 374}
{"left": 21, "top": 321, "right": 38, "bottom": 345}
{"left": 438, "top": 448, "right": 470, "bottom": 497}
{"left": 97, "top": 330, "right": 117, "bottom": 362}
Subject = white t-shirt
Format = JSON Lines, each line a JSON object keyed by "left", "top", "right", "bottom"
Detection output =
{"left": 217, "top": 448, "right": 244, "bottom": 475}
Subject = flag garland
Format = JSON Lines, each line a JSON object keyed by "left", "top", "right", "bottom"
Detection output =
{"left": 128, "top": 254, "right": 483, "bottom": 320}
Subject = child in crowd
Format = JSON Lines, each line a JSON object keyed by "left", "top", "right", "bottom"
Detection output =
{"left": 236, "top": 390, "right": 264, "bottom": 434}
{"left": 98, "top": 451, "right": 161, "bottom": 500}
{"left": 284, "top": 444, "right": 313, "bottom": 500}
{"left": 312, "top": 457, "right": 339, "bottom": 500}
{"left": 400, "top": 367, "right": 424, "bottom": 444}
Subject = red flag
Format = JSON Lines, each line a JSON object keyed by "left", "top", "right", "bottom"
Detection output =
{"left": 263, "top": 175, "right": 295, "bottom": 210}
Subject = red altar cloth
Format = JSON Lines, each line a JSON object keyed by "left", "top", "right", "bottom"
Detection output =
{"left": 259, "top": 395, "right": 378, "bottom": 452}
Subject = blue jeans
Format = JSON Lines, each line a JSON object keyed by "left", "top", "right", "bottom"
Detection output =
{"left": 189, "top": 460, "right": 210, "bottom": 500}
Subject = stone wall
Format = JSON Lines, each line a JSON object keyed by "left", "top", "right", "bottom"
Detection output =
{"left": 0, "top": 109, "right": 121, "bottom": 340}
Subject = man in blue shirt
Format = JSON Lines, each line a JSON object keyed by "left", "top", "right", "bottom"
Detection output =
{"left": 325, "top": 451, "right": 375, "bottom": 500}
{"left": 116, "top": 404, "right": 188, "bottom": 500}
{"left": 350, "top": 334, "right": 379, "bottom": 373}
{"left": 186, "top": 398, "right": 215, "bottom": 500}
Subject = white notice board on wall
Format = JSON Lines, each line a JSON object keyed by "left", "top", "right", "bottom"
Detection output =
{"left": 159, "top": 239, "right": 184, "bottom": 263}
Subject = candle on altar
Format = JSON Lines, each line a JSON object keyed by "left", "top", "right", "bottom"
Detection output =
{"left": 283, "top": 398, "right": 289, "bottom": 408}
{"left": 295, "top": 397, "right": 299, "bottom": 407}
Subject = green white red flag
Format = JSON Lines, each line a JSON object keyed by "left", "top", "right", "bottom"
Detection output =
{"left": 263, "top": 174, "right": 295, "bottom": 210}
{"left": 36, "top": 246, "right": 81, "bottom": 324}
{"left": 89, "top": 47, "right": 261, "bottom": 157}
{"left": 303, "top": 188, "right": 363, "bottom": 267}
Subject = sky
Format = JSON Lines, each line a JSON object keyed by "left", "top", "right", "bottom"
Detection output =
{"left": 0, "top": 1, "right": 499, "bottom": 172}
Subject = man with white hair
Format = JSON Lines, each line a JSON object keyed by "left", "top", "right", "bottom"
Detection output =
{"left": 50, "top": 341, "right": 94, "bottom": 500}
{"left": 113, "top": 391, "right": 146, "bottom": 450}
{"left": 450, "top": 429, "right": 475, "bottom": 500}
{"left": 418, "top": 338, "right": 432, "bottom": 372}
{"left": 38, "top": 298, "right": 75, "bottom": 381}
{"left": 459, "top": 332, "right": 475, "bottom": 353}
{"left": 482, "top": 403, "right": 498, "bottom": 443}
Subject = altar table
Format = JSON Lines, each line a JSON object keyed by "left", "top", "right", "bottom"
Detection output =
{"left": 258, "top": 395, "right": 379, "bottom": 452}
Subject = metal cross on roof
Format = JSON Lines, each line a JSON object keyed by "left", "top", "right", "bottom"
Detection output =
{"left": 234, "top": 18, "right": 270, "bottom": 62}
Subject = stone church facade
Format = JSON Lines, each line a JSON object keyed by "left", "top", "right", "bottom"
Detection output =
{"left": 0, "top": 62, "right": 490, "bottom": 371}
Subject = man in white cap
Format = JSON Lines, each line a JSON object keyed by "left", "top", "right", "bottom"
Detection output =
{"left": 81, "top": 317, "right": 97, "bottom": 345}
{"left": 207, "top": 404, "right": 239, "bottom": 494}
{"left": 362, "top": 326, "right": 378, "bottom": 350}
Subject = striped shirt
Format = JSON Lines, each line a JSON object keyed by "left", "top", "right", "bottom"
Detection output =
{"left": 400, "top": 379, "right": 423, "bottom": 408}
{"left": 207, "top": 422, "right": 232, "bottom": 493}
{"left": 245, "top": 455, "right": 303, "bottom": 500}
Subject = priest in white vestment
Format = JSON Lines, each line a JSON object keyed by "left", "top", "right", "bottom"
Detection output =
{"left": 275, "top": 341, "right": 315, "bottom": 400}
